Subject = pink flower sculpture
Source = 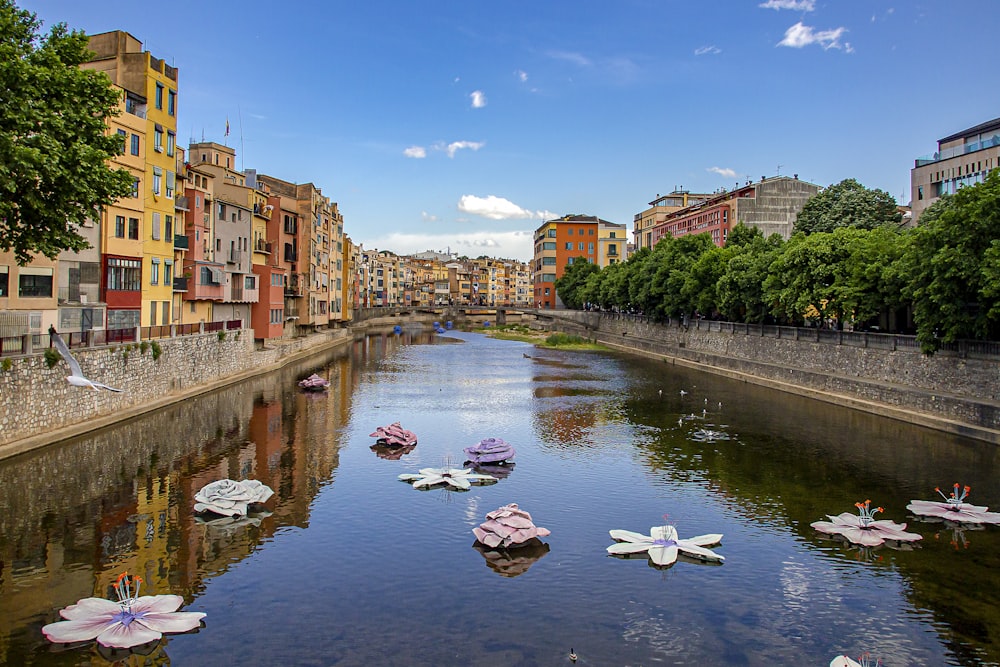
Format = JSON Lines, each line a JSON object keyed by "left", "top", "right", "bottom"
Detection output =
{"left": 369, "top": 422, "right": 418, "bottom": 447}
{"left": 811, "top": 499, "right": 922, "bottom": 547}
{"left": 906, "top": 483, "right": 1000, "bottom": 524}
{"left": 473, "top": 503, "right": 551, "bottom": 549}
{"left": 298, "top": 374, "right": 330, "bottom": 392}
{"left": 42, "top": 572, "right": 205, "bottom": 649}
{"left": 463, "top": 437, "right": 516, "bottom": 465}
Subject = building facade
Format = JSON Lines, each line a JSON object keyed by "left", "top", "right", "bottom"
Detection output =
{"left": 632, "top": 190, "right": 712, "bottom": 252}
{"left": 910, "top": 117, "right": 1000, "bottom": 224}
{"left": 532, "top": 215, "right": 627, "bottom": 309}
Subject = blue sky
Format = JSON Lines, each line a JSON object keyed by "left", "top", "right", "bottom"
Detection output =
{"left": 19, "top": 0, "right": 1000, "bottom": 262}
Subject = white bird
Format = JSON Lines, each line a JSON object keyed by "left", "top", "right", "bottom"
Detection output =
{"left": 679, "top": 390, "right": 688, "bottom": 396}
{"left": 49, "top": 326, "right": 123, "bottom": 392}
{"left": 658, "top": 389, "right": 663, "bottom": 398}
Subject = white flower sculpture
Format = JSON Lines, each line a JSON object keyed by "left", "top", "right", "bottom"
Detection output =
{"left": 42, "top": 572, "right": 205, "bottom": 649}
{"left": 831, "top": 652, "right": 882, "bottom": 667}
{"left": 607, "top": 524, "right": 724, "bottom": 567}
{"left": 398, "top": 467, "right": 497, "bottom": 491}
{"left": 811, "top": 499, "right": 922, "bottom": 547}
{"left": 906, "top": 483, "right": 1000, "bottom": 524}
{"left": 194, "top": 479, "right": 274, "bottom": 517}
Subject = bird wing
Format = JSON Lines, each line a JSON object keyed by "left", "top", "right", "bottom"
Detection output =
{"left": 93, "top": 382, "right": 124, "bottom": 393}
{"left": 49, "top": 329, "right": 83, "bottom": 377}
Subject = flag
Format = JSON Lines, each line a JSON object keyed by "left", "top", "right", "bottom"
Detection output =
{"left": 225, "top": 118, "right": 230, "bottom": 137}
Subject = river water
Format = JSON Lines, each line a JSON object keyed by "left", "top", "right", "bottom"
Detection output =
{"left": 1, "top": 330, "right": 998, "bottom": 666}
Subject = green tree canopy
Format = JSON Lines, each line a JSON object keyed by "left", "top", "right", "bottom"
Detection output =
{"left": 0, "top": 0, "right": 134, "bottom": 264}
{"left": 794, "top": 178, "right": 901, "bottom": 235}
{"left": 554, "top": 259, "right": 600, "bottom": 309}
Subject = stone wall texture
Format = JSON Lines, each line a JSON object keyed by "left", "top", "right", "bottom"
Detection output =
{"left": 0, "top": 327, "right": 352, "bottom": 452}
{"left": 542, "top": 311, "right": 1000, "bottom": 443}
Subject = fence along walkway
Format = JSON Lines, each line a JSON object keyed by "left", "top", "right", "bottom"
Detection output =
{"left": 0, "top": 320, "right": 243, "bottom": 358}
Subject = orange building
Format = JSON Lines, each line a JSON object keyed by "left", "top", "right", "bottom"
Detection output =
{"left": 532, "top": 215, "right": 626, "bottom": 309}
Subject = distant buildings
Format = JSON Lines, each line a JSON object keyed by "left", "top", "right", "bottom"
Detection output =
{"left": 532, "top": 215, "right": 627, "bottom": 309}
{"left": 633, "top": 190, "right": 713, "bottom": 251}
{"left": 910, "top": 117, "right": 1000, "bottom": 224}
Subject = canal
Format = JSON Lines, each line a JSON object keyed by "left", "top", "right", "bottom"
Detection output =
{"left": 1, "top": 330, "right": 998, "bottom": 666}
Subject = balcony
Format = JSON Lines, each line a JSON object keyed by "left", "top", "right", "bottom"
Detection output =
{"left": 915, "top": 135, "right": 1000, "bottom": 166}
{"left": 173, "top": 234, "right": 189, "bottom": 249}
{"left": 285, "top": 273, "right": 303, "bottom": 297}
{"left": 227, "top": 250, "right": 242, "bottom": 265}
{"left": 173, "top": 276, "right": 188, "bottom": 292}
{"left": 254, "top": 239, "right": 272, "bottom": 254}
{"left": 174, "top": 195, "right": 190, "bottom": 212}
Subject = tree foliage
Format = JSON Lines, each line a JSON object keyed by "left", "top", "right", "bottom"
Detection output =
{"left": 554, "top": 259, "right": 600, "bottom": 309}
{"left": 794, "top": 178, "right": 901, "bottom": 235}
{"left": 0, "top": 0, "right": 137, "bottom": 264}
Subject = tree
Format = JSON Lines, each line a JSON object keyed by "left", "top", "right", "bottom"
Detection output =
{"left": 794, "top": 178, "right": 901, "bottom": 235}
{"left": 554, "top": 259, "right": 600, "bottom": 309}
{"left": 0, "top": 1, "right": 134, "bottom": 264}
{"left": 902, "top": 171, "right": 1000, "bottom": 352}
{"left": 717, "top": 233, "right": 784, "bottom": 323}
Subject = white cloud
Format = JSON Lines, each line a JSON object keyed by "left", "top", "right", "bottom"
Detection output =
{"left": 403, "top": 146, "right": 426, "bottom": 159}
{"left": 457, "top": 195, "right": 554, "bottom": 221}
{"left": 694, "top": 45, "right": 721, "bottom": 56}
{"left": 470, "top": 90, "right": 487, "bottom": 108}
{"left": 515, "top": 69, "right": 528, "bottom": 82}
{"left": 421, "top": 211, "right": 438, "bottom": 222}
{"left": 778, "top": 22, "right": 848, "bottom": 50}
{"left": 759, "top": 0, "right": 815, "bottom": 10}
{"left": 441, "top": 140, "right": 485, "bottom": 158}
{"left": 707, "top": 166, "right": 738, "bottom": 179}
{"left": 356, "top": 230, "right": 535, "bottom": 262}
{"left": 546, "top": 50, "right": 592, "bottom": 67}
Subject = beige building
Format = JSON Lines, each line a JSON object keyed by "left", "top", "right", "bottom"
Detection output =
{"left": 910, "top": 117, "right": 1000, "bottom": 224}
{"left": 633, "top": 190, "right": 712, "bottom": 251}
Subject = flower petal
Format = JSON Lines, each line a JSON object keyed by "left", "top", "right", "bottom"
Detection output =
{"left": 43, "top": 617, "right": 111, "bottom": 644}
{"left": 412, "top": 475, "right": 445, "bottom": 488}
{"left": 607, "top": 542, "right": 653, "bottom": 555}
{"left": 837, "top": 526, "right": 886, "bottom": 547}
{"left": 682, "top": 533, "right": 723, "bottom": 547}
{"left": 96, "top": 621, "right": 162, "bottom": 648}
{"left": 648, "top": 544, "right": 679, "bottom": 566}
{"left": 131, "top": 595, "right": 185, "bottom": 615}
{"left": 677, "top": 542, "right": 724, "bottom": 562}
{"left": 608, "top": 530, "right": 653, "bottom": 544}
{"left": 135, "top": 611, "right": 206, "bottom": 634}
{"left": 58, "top": 597, "right": 121, "bottom": 620}
{"left": 443, "top": 476, "right": 471, "bottom": 490}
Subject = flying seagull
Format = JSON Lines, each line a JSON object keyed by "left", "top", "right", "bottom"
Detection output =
{"left": 48, "top": 326, "right": 123, "bottom": 392}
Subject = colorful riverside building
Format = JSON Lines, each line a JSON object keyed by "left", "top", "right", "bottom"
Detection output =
{"left": 910, "top": 117, "right": 1000, "bottom": 225}
{"left": 633, "top": 190, "right": 713, "bottom": 252}
{"left": 82, "top": 31, "right": 179, "bottom": 328}
{"left": 532, "top": 215, "right": 627, "bottom": 309}
{"left": 644, "top": 175, "right": 820, "bottom": 248}
{"left": 176, "top": 151, "right": 223, "bottom": 326}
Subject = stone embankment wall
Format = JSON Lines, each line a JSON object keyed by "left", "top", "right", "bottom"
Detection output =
{"left": 542, "top": 311, "right": 1000, "bottom": 443}
{"left": 0, "top": 327, "right": 352, "bottom": 456}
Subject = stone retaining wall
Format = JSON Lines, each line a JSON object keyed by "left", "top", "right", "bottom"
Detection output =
{"left": 543, "top": 311, "right": 1000, "bottom": 443}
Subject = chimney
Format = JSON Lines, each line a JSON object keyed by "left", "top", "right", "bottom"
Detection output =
{"left": 794, "top": 174, "right": 799, "bottom": 180}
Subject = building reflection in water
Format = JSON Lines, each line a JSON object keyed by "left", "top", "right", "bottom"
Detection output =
{"left": 0, "top": 339, "right": 368, "bottom": 662}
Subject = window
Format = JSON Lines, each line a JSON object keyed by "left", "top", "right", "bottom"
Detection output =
{"left": 166, "top": 171, "right": 175, "bottom": 199}
{"left": 117, "top": 129, "right": 127, "bottom": 151}
{"left": 547, "top": 229, "right": 556, "bottom": 238}
{"left": 167, "top": 89, "right": 176, "bottom": 116}
{"left": 543, "top": 242, "right": 556, "bottom": 250}
{"left": 165, "top": 214, "right": 173, "bottom": 239}
{"left": 568, "top": 229, "right": 573, "bottom": 235}
{"left": 151, "top": 212, "right": 161, "bottom": 240}
{"left": 609, "top": 232, "right": 616, "bottom": 239}
{"left": 154, "top": 128, "right": 163, "bottom": 152}
{"left": 165, "top": 261, "right": 173, "bottom": 287}
{"left": 131, "top": 178, "right": 140, "bottom": 198}
{"left": 588, "top": 242, "right": 594, "bottom": 252}
{"left": 107, "top": 259, "right": 141, "bottom": 291}
{"left": 608, "top": 244, "right": 618, "bottom": 256}
{"left": 128, "top": 217, "right": 140, "bottom": 240}
{"left": 162, "top": 301, "right": 169, "bottom": 326}
{"left": 152, "top": 167, "right": 162, "bottom": 195}
{"left": 166, "top": 131, "right": 175, "bottom": 157}
{"left": 589, "top": 229, "right": 594, "bottom": 235}
{"left": 150, "top": 258, "right": 160, "bottom": 285}
{"left": 0, "top": 266, "right": 7, "bottom": 297}
{"left": 131, "top": 134, "right": 140, "bottom": 156}
{"left": 115, "top": 215, "right": 126, "bottom": 238}
{"left": 918, "top": 186, "right": 924, "bottom": 200}
{"left": 150, "top": 300, "right": 157, "bottom": 323}
{"left": 16, "top": 268, "right": 52, "bottom": 298}
{"left": 155, "top": 83, "right": 163, "bottom": 110}
{"left": 565, "top": 242, "right": 573, "bottom": 250}
{"left": 542, "top": 256, "right": 556, "bottom": 265}
{"left": 578, "top": 242, "right": 584, "bottom": 251}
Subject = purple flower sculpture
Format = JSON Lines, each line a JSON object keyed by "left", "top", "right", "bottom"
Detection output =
{"left": 42, "top": 572, "right": 205, "bottom": 649}
{"left": 370, "top": 422, "right": 418, "bottom": 447}
{"left": 811, "top": 499, "right": 922, "bottom": 547}
{"left": 473, "top": 503, "right": 551, "bottom": 549}
{"left": 463, "top": 437, "right": 516, "bottom": 466}
{"left": 907, "top": 483, "right": 1000, "bottom": 524}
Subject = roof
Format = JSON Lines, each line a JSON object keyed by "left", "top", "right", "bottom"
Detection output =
{"left": 939, "top": 117, "right": 1000, "bottom": 144}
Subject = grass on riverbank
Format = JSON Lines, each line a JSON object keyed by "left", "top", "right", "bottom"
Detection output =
{"left": 479, "top": 324, "right": 608, "bottom": 351}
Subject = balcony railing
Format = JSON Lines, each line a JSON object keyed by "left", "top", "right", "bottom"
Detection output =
{"left": 915, "top": 135, "right": 1000, "bottom": 166}
{"left": 254, "top": 239, "right": 272, "bottom": 254}
{"left": 173, "top": 234, "right": 189, "bottom": 249}
{"left": 173, "top": 276, "right": 188, "bottom": 291}
{"left": 227, "top": 250, "right": 242, "bottom": 264}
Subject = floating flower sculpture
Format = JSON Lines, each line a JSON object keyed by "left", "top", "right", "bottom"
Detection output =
{"left": 369, "top": 422, "right": 418, "bottom": 447}
{"left": 398, "top": 467, "right": 497, "bottom": 490}
{"left": 830, "top": 652, "right": 882, "bottom": 667}
{"left": 298, "top": 373, "right": 330, "bottom": 392}
{"left": 906, "top": 483, "right": 1000, "bottom": 524}
{"left": 42, "top": 572, "right": 205, "bottom": 649}
{"left": 473, "top": 503, "right": 551, "bottom": 549}
{"left": 606, "top": 524, "right": 724, "bottom": 567}
{"left": 464, "top": 437, "right": 517, "bottom": 466}
{"left": 474, "top": 540, "right": 550, "bottom": 577}
{"left": 194, "top": 479, "right": 274, "bottom": 517}
{"left": 811, "top": 499, "right": 922, "bottom": 547}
